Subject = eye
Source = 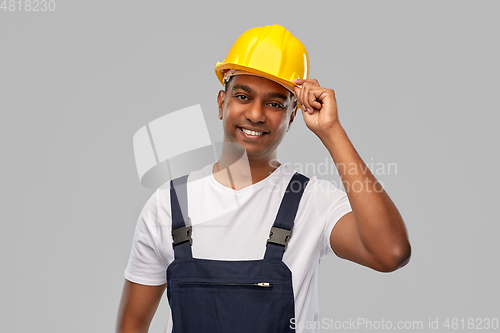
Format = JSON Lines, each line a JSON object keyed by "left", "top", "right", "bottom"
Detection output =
{"left": 234, "top": 94, "right": 249, "bottom": 101}
{"left": 269, "top": 102, "right": 284, "bottom": 109}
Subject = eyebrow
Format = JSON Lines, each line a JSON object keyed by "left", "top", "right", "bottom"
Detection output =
{"left": 232, "top": 84, "right": 289, "bottom": 102}
{"left": 232, "top": 84, "right": 254, "bottom": 95}
{"left": 266, "top": 92, "right": 289, "bottom": 101}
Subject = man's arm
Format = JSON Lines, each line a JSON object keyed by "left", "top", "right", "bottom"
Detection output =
{"left": 293, "top": 79, "right": 411, "bottom": 272}
{"left": 116, "top": 280, "right": 166, "bottom": 333}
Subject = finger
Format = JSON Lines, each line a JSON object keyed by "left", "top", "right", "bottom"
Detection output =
{"left": 296, "top": 80, "right": 322, "bottom": 112}
{"left": 302, "top": 84, "right": 325, "bottom": 112}
{"left": 292, "top": 86, "right": 305, "bottom": 111}
{"left": 309, "top": 88, "right": 326, "bottom": 110}
{"left": 300, "top": 102, "right": 314, "bottom": 115}
{"left": 293, "top": 79, "right": 320, "bottom": 86}
{"left": 300, "top": 83, "right": 313, "bottom": 113}
{"left": 309, "top": 79, "right": 320, "bottom": 86}
{"left": 292, "top": 86, "right": 308, "bottom": 113}
{"left": 293, "top": 86, "right": 301, "bottom": 100}
{"left": 292, "top": 79, "right": 322, "bottom": 114}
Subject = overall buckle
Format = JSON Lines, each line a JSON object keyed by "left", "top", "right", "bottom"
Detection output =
{"left": 266, "top": 226, "right": 293, "bottom": 250}
{"left": 172, "top": 224, "right": 192, "bottom": 247}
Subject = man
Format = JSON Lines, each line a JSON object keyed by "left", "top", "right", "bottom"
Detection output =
{"left": 117, "top": 25, "right": 410, "bottom": 333}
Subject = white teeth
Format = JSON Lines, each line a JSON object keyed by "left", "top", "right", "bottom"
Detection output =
{"left": 241, "top": 128, "right": 264, "bottom": 136}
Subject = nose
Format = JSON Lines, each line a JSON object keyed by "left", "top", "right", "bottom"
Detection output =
{"left": 245, "top": 102, "right": 266, "bottom": 123}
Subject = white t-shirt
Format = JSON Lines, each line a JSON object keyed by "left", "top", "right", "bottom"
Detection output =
{"left": 125, "top": 163, "right": 352, "bottom": 333}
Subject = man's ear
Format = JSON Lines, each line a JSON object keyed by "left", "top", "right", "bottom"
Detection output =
{"left": 217, "top": 90, "right": 225, "bottom": 120}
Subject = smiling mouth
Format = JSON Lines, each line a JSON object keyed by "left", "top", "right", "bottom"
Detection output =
{"left": 239, "top": 127, "right": 267, "bottom": 136}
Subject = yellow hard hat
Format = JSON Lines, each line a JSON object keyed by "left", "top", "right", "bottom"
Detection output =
{"left": 215, "top": 25, "right": 309, "bottom": 96}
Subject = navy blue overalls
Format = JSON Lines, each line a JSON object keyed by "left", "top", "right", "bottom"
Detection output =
{"left": 167, "top": 172, "right": 309, "bottom": 333}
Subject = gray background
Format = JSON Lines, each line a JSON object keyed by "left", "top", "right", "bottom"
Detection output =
{"left": 1, "top": 0, "right": 498, "bottom": 332}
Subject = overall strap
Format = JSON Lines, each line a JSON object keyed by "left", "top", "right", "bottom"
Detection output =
{"left": 264, "top": 172, "right": 309, "bottom": 260}
{"left": 170, "top": 175, "right": 193, "bottom": 260}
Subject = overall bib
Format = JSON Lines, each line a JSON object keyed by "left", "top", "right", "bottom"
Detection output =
{"left": 167, "top": 172, "right": 309, "bottom": 333}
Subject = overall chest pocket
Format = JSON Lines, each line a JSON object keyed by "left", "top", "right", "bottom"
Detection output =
{"left": 167, "top": 260, "right": 295, "bottom": 333}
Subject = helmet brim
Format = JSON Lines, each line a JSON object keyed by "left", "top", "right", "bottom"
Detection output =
{"left": 215, "top": 62, "right": 298, "bottom": 95}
